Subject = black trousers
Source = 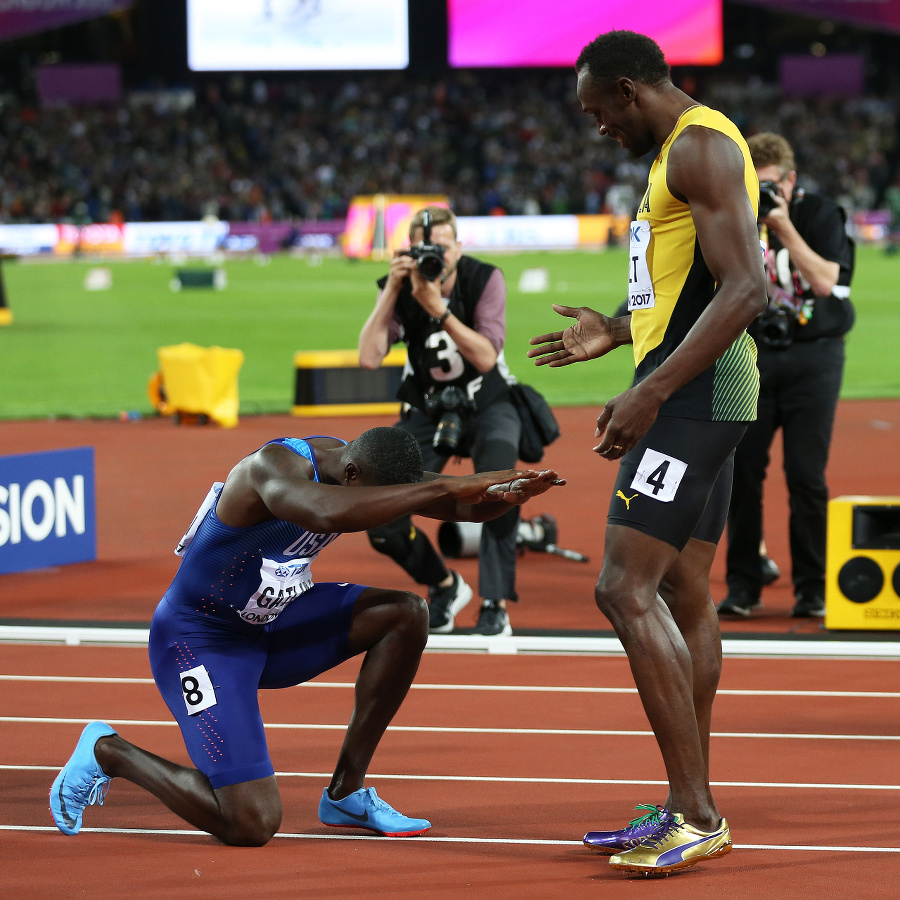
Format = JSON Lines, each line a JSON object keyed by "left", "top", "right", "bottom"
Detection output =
{"left": 726, "top": 336, "right": 845, "bottom": 601}
{"left": 377, "top": 400, "right": 522, "bottom": 602}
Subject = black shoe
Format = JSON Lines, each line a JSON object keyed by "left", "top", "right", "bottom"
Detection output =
{"left": 791, "top": 593, "right": 825, "bottom": 618}
{"left": 760, "top": 554, "right": 781, "bottom": 586}
{"left": 716, "top": 592, "right": 762, "bottom": 617}
{"left": 428, "top": 571, "right": 473, "bottom": 634}
{"left": 474, "top": 600, "right": 512, "bottom": 636}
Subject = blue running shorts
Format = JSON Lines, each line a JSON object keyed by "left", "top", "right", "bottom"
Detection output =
{"left": 149, "top": 581, "right": 367, "bottom": 789}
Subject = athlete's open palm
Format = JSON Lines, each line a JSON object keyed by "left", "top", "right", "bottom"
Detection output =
{"left": 528, "top": 304, "right": 615, "bottom": 366}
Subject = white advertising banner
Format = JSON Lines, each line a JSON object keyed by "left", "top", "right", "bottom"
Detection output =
{"left": 456, "top": 215, "right": 580, "bottom": 250}
{"left": 0, "top": 224, "right": 59, "bottom": 255}
{"left": 122, "top": 221, "right": 229, "bottom": 256}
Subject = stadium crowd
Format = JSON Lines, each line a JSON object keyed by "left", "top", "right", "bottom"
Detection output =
{"left": 0, "top": 70, "right": 896, "bottom": 225}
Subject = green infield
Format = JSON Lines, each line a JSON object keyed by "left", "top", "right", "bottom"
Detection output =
{"left": 0, "top": 244, "right": 895, "bottom": 420}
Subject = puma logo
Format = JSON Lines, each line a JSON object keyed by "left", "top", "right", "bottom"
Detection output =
{"left": 616, "top": 490, "right": 638, "bottom": 510}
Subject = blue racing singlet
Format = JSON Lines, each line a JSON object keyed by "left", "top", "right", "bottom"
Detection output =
{"left": 163, "top": 437, "right": 345, "bottom": 627}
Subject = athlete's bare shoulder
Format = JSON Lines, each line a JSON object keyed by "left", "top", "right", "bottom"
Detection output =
{"left": 305, "top": 436, "right": 345, "bottom": 452}
{"left": 667, "top": 125, "right": 748, "bottom": 205}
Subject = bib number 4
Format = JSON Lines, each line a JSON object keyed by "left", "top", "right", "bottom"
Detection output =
{"left": 630, "top": 449, "right": 687, "bottom": 503}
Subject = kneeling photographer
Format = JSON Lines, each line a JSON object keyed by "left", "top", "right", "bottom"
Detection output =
{"left": 359, "top": 206, "right": 521, "bottom": 636}
{"left": 719, "top": 133, "right": 855, "bottom": 619}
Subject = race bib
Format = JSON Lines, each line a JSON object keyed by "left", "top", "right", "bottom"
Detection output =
{"left": 239, "top": 557, "right": 313, "bottom": 624}
{"left": 630, "top": 448, "right": 687, "bottom": 503}
{"left": 627, "top": 220, "right": 655, "bottom": 311}
{"left": 180, "top": 664, "right": 217, "bottom": 716}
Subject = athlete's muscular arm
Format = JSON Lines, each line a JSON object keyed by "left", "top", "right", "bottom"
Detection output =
{"left": 594, "top": 127, "right": 766, "bottom": 459}
{"left": 528, "top": 304, "right": 632, "bottom": 366}
{"left": 217, "top": 444, "right": 543, "bottom": 534}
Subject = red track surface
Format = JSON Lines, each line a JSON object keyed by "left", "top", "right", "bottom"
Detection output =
{"left": 2, "top": 646, "right": 899, "bottom": 898}
{"left": 3, "top": 400, "right": 899, "bottom": 631}
{"left": 2, "top": 402, "right": 900, "bottom": 897}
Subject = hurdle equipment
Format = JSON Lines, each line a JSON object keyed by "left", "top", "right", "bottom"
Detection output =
{"left": 292, "top": 348, "right": 406, "bottom": 417}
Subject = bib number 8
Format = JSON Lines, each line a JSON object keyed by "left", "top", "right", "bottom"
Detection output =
{"left": 180, "top": 664, "right": 217, "bottom": 716}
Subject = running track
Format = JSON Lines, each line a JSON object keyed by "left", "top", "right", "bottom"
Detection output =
{"left": 2, "top": 641, "right": 898, "bottom": 898}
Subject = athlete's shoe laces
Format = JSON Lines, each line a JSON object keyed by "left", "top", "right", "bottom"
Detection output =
{"left": 583, "top": 804, "right": 672, "bottom": 853}
{"left": 318, "top": 786, "right": 432, "bottom": 837}
{"left": 609, "top": 813, "right": 732, "bottom": 877}
{"left": 49, "top": 721, "right": 117, "bottom": 836}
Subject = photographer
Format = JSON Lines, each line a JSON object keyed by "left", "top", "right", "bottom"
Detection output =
{"left": 358, "top": 206, "right": 521, "bottom": 636}
{"left": 718, "top": 133, "right": 855, "bottom": 619}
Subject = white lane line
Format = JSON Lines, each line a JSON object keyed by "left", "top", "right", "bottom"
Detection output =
{"left": 0, "top": 824, "right": 897, "bottom": 852}
{"left": 3, "top": 674, "right": 900, "bottom": 700}
{"left": 3, "top": 715, "right": 899, "bottom": 742}
{"left": 3, "top": 625, "right": 900, "bottom": 660}
{"left": 7, "top": 765, "right": 900, "bottom": 792}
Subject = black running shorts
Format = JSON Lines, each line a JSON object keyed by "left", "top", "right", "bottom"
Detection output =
{"left": 607, "top": 416, "right": 747, "bottom": 552}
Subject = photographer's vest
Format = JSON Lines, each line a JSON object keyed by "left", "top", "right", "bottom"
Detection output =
{"left": 751, "top": 191, "right": 855, "bottom": 344}
{"left": 630, "top": 105, "right": 761, "bottom": 422}
{"left": 378, "top": 255, "right": 511, "bottom": 413}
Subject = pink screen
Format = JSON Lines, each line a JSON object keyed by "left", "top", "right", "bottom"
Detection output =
{"left": 448, "top": 0, "right": 722, "bottom": 68}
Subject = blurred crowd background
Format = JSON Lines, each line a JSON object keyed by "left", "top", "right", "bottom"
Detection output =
{"left": 0, "top": 1, "right": 898, "bottom": 228}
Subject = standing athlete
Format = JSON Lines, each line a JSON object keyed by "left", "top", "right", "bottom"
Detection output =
{"left": 529, "top": 31, "right": 766, "bottom": 876}
{"left": 50, "top": 427, "right": 562, "bottom": 845}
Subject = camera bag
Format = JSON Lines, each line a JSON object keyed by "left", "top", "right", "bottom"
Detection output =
{"left": 508, "top": 383, "right": 560, "bottom": 464}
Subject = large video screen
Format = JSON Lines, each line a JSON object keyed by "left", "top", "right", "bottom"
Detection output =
{"left": 187, "top": 0, "right": 409, "bottom": 72}
{"left": 448, "top": 0, "right": 722, "bottom": 68}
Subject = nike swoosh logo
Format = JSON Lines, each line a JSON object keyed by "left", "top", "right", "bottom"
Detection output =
{"left": 58, "top": 782, "right": 76, "bottom": 829}
{"left": 334, "top": 805, "right": 368, "bottom": 823}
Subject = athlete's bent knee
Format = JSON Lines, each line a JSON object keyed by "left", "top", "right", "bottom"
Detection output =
{"left": 221, "top": 805, "right": 282, "bottom": 847}
{"left": 394, "top": 591, "right": 429, "bottom": 637}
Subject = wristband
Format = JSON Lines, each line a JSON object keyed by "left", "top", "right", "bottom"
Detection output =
{"left": 433, "top": 308, "right": 451, "bottom": 327}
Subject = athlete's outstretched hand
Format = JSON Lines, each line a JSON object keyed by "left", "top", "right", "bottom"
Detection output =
{"left": 528, "top": 304, "right": 616, "bottom": 366}
{"left": 484, "top": 469, "right": 566, "bottom": 505}
{"left": 441, "top": 468, "right": 549, "bottom": 504}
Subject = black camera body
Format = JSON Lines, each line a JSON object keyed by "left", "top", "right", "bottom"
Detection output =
{"left": 401, "top": 211, "right": 446, "bottom": 281}
{"left": 423, "top": 385, "right": 475, "bottom": 455}
{"left": 758, "top": 180, "right": 781, "bottom": 218}
{"left": 758, "top": 303, "right": 798, "bottom": 349}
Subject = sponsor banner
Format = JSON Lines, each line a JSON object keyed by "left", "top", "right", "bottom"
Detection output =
{"left": 0, "top": 0, "right": 134, "bottom": 43}
{"left": 225, "top": 220, "right": 346, "bottom": 254}
{"left": 457, "top": 215, "right": 580, "bottom": 250}
{"left": 122, "top": 220, "right": 229, "bottom": 256}
{"left": 0, "top": 223, "right": 58, "bottom": 255}
{"left": 0, "top": 447, "right": 96, "bottom": 575}
{"left": 56, "top": 222, "right": 124, "bottom": 255}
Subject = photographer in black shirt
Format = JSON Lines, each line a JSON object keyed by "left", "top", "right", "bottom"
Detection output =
{"left": 718, "top": 133, "right": 855, "bottom": 618}
{"left": 359, "top": 206, "right": 521, "bottom": 636}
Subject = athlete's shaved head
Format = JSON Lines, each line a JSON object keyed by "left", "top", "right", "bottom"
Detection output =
{"left": 348, "top": 427, "right": 424, "bottom": 485}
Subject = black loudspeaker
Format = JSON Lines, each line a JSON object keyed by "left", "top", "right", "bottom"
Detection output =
{"left": 825, "top": 496, "right": 900, "bottom": 630}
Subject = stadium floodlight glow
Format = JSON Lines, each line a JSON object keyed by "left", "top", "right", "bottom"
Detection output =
{"left": 187, "top": 0, "right": 409, "bottom": 72}
{"left": 448, "top": 0, "right": 723, "bottom": 68}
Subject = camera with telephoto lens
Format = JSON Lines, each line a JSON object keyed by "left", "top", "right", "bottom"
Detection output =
{"left": 423, "top": 385, "right": 475, "bottom": 455}
{"left": 758, "top": 180, "right": 781, "bottom": 218}
{"left": 758, "top": 302, "right": 798, "bottom": 349}
{"left": 401, "top": 210, "right": 446, "bottom": 282}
